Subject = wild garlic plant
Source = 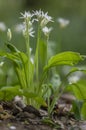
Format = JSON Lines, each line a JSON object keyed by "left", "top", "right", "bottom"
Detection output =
{"left": 0, "top": 10, "right": 85, "bottom": 116}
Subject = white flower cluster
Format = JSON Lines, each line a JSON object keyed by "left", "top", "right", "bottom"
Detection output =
{"left": 20, "top": 11, "right": 35, "bottom": 37}
{"left": 33, "top": 9, "right": 53, "bottom": 27}
{"left": 33, "top": 9, "right": 53, "bottom": 37}
{"left": 20, "top": 11, "right": 33, "bottom": 20}
{"left": 57, "top": 18, "right": 70, "bottom": 28}
{"left": 14, "top": 10, "right": 53, "bottom": 37}
{"left": 0, "top": 22, "right": 6, "bottom": 31}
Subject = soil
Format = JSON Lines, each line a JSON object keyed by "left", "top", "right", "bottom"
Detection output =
{"left": 0, "top": 94, "right": 86, "bottom": 130}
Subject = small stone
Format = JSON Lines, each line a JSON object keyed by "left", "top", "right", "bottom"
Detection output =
{"left": 9, "top": 126, "right": 16, "bottom": 130}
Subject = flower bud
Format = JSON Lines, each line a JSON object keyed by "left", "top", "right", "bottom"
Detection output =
{"left": 7, "top": 28, "right": 12, "bottom": 41}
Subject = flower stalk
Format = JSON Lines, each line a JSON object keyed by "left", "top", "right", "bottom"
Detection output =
{"left": 25, "top": 18, "right": 30, "bottom": 87}
{"left": 35, "top": 25, "right": 40, "bottom": 83}
{"left": 21, "top": 11, "right": 33, "bottom": 88}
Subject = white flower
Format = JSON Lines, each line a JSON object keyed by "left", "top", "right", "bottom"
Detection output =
{"left": 28, "top": 27, "right": 35, "bottom": 37}
{"left": 42, "top": 12, "right": 53, "bottom": 22}
{"left": 20, "top": 11, "right": 32, "bottom": 20}
{"left": 0, "top": 22, "right": 6, "bottom": 31}
{"left": 57, "top": 18, "right": 70, "bottom": 28}
{"left": 40, "top": 16, "right": 52, "bottom": 28}
{"left": 0, "top": 62, "right": 4, "bottom": 67}
{"left": 42, "top": 26, "right": 52, "bottom": 37}
{"left": 40, "top": 12, "right": 53, "bottom": 27}
{"left": 33, "top": 9, "right": 43, "bottom": 20}
{"left": 33, "top": 10, "right": 53, "bottom": 27}
{"left": 23, "top": 27, "right": 35, "bottom": 37}
{"left": 20, "top": 11, "right": 35, "bottom": 37}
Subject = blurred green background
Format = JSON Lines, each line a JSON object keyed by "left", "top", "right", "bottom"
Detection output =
{"left": 0, "top": 0, "right": 86, "bottom": 54}
{"left": 0, "top": 0, "right": 86, "bottom": 86}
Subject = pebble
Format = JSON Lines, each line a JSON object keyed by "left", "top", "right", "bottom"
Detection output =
{"left": 9, "top": 126, "right": 16, "bottom": 130}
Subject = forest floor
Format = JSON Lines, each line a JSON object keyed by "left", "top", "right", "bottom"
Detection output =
{"left": 0, "top": 94, "right": 86, "bottom": 130}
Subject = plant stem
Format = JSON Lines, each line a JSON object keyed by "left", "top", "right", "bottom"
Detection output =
{"left": 35, "top": 25, "right": 40, "bottom": 83}
{"left": 48, "top": 72, "right": 70, "bottom": 116}
{"left": 46, "top": 35, "right": 49, "bottom": 80}
{"left": 46, "top": 35, "right": 49, "bottom": 64}
{"left": 25, "top": 19, "right": 30, "bottom": 87}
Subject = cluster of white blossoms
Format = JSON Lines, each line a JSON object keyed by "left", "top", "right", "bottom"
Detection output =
{"left": 33, "top": 10, "right": 53, "bottom": 37}
{"left": 33, "top": 10, "right": 53, "bottom": 27}
{"left": 20, "top": 11, "right": 33, "bottom": 20}
{"left": 20, "top": 11, "right": 35, "bottom": 37}
{"left": 0, "top": 22, "right": 6, "bottom": 31}
{"left": 57, "top": 17, "right": 70, "bottom": 28}
{"left": 16, "top": 10, "right": 53, "bottom": 38}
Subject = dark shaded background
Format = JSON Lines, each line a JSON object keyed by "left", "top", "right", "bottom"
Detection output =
{"left": 0, "top": 0, "right": 86, "bottom": 54}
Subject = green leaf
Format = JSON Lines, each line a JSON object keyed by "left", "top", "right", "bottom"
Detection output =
{"left": 16, "top": 67, "right": 27, "bottom": 89}
{"left": 0, "top": 85, "right": 21, "bottom": 93}
{"left": 0, "top": 51, "right": 20, "bottom": 63}
{"left": 68, "top": 80, "right": 86, "bottom": 100}
{"left": 18, "top": 52, "right": 34, "bottom": 89}
{"left": 18, "top": 52, "right": 28, "bottom": 64}
{"left": 39, "top": 40, "right": 47, "bottom": 66}
{"left": 5, "top": 42, "right": 20, "bottom": 53}
{"left": 23, "top": 90, "right": 37, "bottom": 98}
{"left": 23, "top": 89, "right": 46, "bottom": 108}
{"left": 34, "top": 96, "right": 46, "bottom": 106}
{"left": 0, "top": 85, "right": 22, "bottom": 100}
{"left": 81, "top": 102, "right": 86, "bottom": 119}
{"left": 72, "top": 100, "right": 83, "bottom": 120}
{"left": 44, "top": 51, "right": 84, "bottom": 71}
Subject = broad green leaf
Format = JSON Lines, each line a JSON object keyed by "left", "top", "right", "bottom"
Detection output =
{"left": 0, "top": 50, "right": 28, "bottom": 66}
{"left": 69, "top": 67, "right": 86, "bottom": 74}
{"left": 0, "top": 85, "right": 21, "bottom": 93}
{"left": 67, "top": 80, "right": 86, "bottom": 100}
{"left": 0, "top": 51, "right": 20, "bottom": 63}
{"left": 23, "top": 91, "right": 37, "bottom": 98}
{"left": 44, "top": 51, "right": 84, "bottom": 71}
{"left": 0, "top": 85, "right": 22, "bottom": 100}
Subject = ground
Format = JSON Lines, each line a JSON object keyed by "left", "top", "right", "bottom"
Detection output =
{"left": 0, "top": 94, "right": 86, "bottom": 130}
